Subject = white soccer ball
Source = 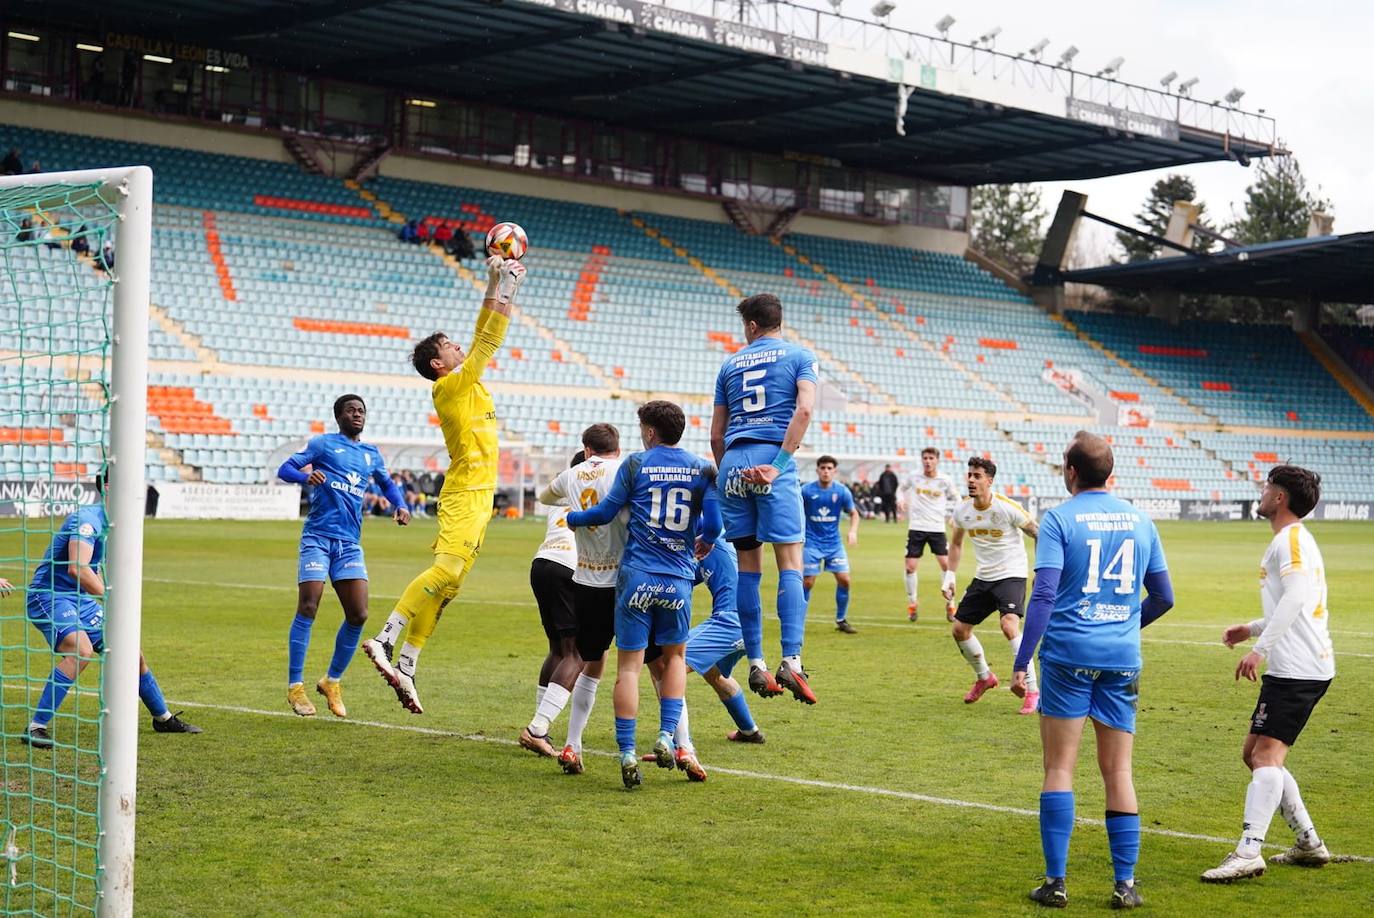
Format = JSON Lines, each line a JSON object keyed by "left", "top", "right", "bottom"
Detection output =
{"left": 486, "top": 222, "right": 528, "bottom": 261}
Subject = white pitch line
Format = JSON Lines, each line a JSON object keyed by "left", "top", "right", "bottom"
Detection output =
{"left": 156, "top": 696, "right": 1372, "bottom": 863}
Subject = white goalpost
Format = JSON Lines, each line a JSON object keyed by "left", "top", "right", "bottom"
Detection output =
{"left": 0, "top": 166, "right": 151, "bottom": 917}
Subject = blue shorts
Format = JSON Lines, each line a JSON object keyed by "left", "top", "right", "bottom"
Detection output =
{"left": 803, "top": 542, "right": 849, "bottom": 577}
{"left": 1039, "top": 659, "right": 1140, "bottom": 733}
{"left": 720, "top": 442, "right": 804, "bottom": 544}
{"left": 615, "top": 568, "right": 693, "bottom": 652}
{"left": 298, "top": 533, "right": 368, "bottom": 583}
{"left": 27, "top": 592, "right": 105, "bottom": 652}
{"left": 685, "top": 610, "right": 746, "bottom": 678}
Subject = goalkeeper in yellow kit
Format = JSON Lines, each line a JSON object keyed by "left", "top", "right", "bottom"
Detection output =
{"left": 362, "top": 254, "right": 526, "bottom": 713}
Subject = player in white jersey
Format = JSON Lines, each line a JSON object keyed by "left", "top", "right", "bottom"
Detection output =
{"left": 942, "top": 456, "right": 1041, "bottom": 714}
{"left": 532, "top": 424, "right": 628, "bottom": 773}
{"left": 897, "top": 447, "right": 958, "bottom": 622}
{"left": 1204, "top": 465, "right": 1336, "bottom": 883}
{"left": 519, "top": 449, "right": 580, "bottom": 755}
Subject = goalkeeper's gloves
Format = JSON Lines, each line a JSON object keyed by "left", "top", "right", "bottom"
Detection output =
{"left": 486, "top": 255, "right": 527, "bottom": 305}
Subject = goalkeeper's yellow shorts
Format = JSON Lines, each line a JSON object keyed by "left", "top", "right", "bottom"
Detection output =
{"left": 432, "top": 488, "right": 494, "bottom": 563}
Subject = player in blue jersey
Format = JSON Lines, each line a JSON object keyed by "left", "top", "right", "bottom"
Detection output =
{"left": 711, "top": 293, "right": 818, "bottom": 704}
{"left": 21, "top": 473, "right": 201, "bottom": 749}
{"left": 566, "top": 400, "right": 721, "bottom": 789}
{"left": 1013, "top": 432, "right": 1174, "bottom": 910}
{"left": 802, "top": 455, "right": 860, "bottom": 634}
{"left": 277, "top": 394, "right": 410, "bottom": 718}
{"left": 643, "top": 527, "right": 767, "bottom": 780}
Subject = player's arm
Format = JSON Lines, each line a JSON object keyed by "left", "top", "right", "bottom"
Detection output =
{"left": 942, "top": 525, "right": 964, "bottom": 598}
{"left": 1139, "top": 524, "right": 1172, "bottom": 628}
{"left": 455, "top": 256, "right": 525, "bottom": 387}
{"left": 844, "top": 486, "right": 859, "bottom": 546}
{"left": 278, "top": 442, "right": 324, "bottom": 486}
{"left": 743, "top": 377, "right": 816, "bottom": 485}
{"left": 566, "top": 463, "right": 630, "bottom": 529}
{"left": 1238, "top": 567, "right": 1316, "bottom": 681}
{"left": 1224, "top": 616, "right": 1266, "bottom": 648}
{"left": 0, "top": 577, "right": 12, "bottom": 596}
{"left": 67, "top": 540, "right": 104, "bottom": 598}
{"left": 709, "top": 404, "right": 728, "bottom": 468}
{"left": 372, "top": 465, "right": 411, "bottom": 526}
{"left": 695, "top": 490, "right": 723, "bottom": 560}
{"left": 1013, "top": 511, "right": 1065, "bottom": 690}
{"left": 1018, "top": 511, "right": 1039, "bottom": 540}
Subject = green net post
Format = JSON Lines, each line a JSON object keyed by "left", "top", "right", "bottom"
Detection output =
{"left": 0, "top": 166, "right": 151, "bottom": 917}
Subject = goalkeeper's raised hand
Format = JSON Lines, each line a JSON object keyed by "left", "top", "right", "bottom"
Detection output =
{"left": 485, "top": 254, "right": 527, "bottom": 309}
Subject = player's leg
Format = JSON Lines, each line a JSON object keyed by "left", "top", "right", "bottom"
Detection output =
{"left": 722, "top": 444, "right": 776, "bottom": 695}
{"left": 24, "top": 615, "right": 94, "bottom": 748}
{"left": 904, "top": 534, "right": 922, "bottom": 621}
{"left": 951, "top": 585, "right": 997, "bottom": 701}
{"left": 369, "top": 549, "right": 467, "bottom": 714}
{"left": 139, "top": 650, "right": 202, "bottom": 734}
{"left": 1092, "top": 718, "right": 1141, "bottom": 906}
{"left": 561, "top": 585, "right": 614, "bottom": 773}
{"left": 315, "top": 576, "right": 367, "bottom": 718}
{"left": 650, "top": 581, "right": 693, "bottom": 773}
{"left": 1031, "top": 710, "right": 1087, "bottom": 906}
{"left": 997, "top": 580, "right": 1036, "bottom": 713}
{"left": 1267, "top": 727, "right": 1329, "bottom": 865}
{"left": 832, "top": 559, "right": 854, "bottom": 633}
{"left": 705, "top": 665, "right": 764, "bottom": 743}
{"left": 288, "top": 545, "right": 326, "bottom": 715}
{"left": 523, "top": 561, "right": 579, "bottom": 756}
{"left": 612, "top": 575, "right": 654, "bottom": 788}
{"left": 772, "top": 540, "right": 814, "bottom": 703}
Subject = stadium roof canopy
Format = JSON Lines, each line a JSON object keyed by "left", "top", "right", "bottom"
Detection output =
{"left": 1059, "top": 233, "right": 1374, "bottom": 302}
{"left": 43, "top": 0, "right": 1280, "bottom": 185}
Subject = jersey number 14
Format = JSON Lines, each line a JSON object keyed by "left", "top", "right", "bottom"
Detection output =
{"left": 1081, "top": 538, "right": 1136, "bottom": 595}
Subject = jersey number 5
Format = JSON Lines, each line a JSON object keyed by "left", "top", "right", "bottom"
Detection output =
{"left": 742, "top": 369, "right": 767, "bottom": 411}
{"left": 648, "top": 487, "right": 692, "bottom": 532}
{"left": 1081, "top": 538, "right": 1136, "bottom": 595}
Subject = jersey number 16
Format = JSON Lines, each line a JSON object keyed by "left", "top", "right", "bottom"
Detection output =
{"left": 648, "top": 487, "right": 692, "bottom": 532}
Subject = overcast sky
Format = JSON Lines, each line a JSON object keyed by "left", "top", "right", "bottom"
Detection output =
{"left": 872, "top": 0, "right": 1368, "bottom": 259}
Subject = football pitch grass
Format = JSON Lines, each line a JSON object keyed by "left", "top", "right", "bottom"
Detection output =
{"left": 4, "top": 516, "right": 1372, "bottom": 915}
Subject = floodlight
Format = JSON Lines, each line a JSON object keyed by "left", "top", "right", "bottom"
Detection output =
{"left": 871, "top": 1, "right": 896, "bottom": 18}
{"left": 1177, "top": 76, "right": 1199, "bottom": 95}
{"left": 828, "top": 0, "right": 843, "bottom": 13}
{"left": 975, "top": 26, "right": 1002, "bottom": 46}
{"left": 1057, "top": 45, "right": 1078, "bottom": 66}
{"left": 935, "top": 15, "right": 955, "bottom": 36}
{"left": 1159, "top": 70, "right": 1177, "bottom": 88}
{"left": 1097, "top": 56, "right": 1124, "bottom": 77}
{"left": 1028, "top": 38, "right": 1050, "bottom": 58}
{"left": 1224, "top": 87, "right": 1245, "bottom": 104}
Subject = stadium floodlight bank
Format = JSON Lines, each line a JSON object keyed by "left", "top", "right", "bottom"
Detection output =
{"left": 0, "top": 166, "right": 151, "bottom": 917}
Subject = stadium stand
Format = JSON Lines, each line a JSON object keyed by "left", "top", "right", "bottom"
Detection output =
{"left": 4, "top": 123, "right": 1372, "bottom": 503}
{"left": 1323, "top": 323, "right": 1374, "bottom": 390}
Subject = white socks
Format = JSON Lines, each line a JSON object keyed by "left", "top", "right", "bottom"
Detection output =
{"left": 1238, "top": 765, "right": 1284, "bottom": 857}
{"left": 565, "top": 673, "right": 599, "bottom": 753}
{"left": 749, "top": 657, "right": 768, "bottom": 671}
{"left": 530, "top": 683, "right": 571, "bottom": 735}
{"left": 1008, "top": 634, "right": 1037, "bottom": 691}
{"left": 376, "top": 611, "right": 408, "bottom": 646}
{"left": 782, "top": 654, "right": 802, "bottom": 672}
{"left": 956, "top": 636, "right": 989, "bottom": 678}
{"left": 674, "top": 702, "right": 693, "bottom": 752}
{"left": 1279, "top": 768, "right": 1321, "bottom": 849}
{"left": 904, "top": 571, "right": 918, "bottom": 603}
{"left": 535, "top": 685, "right": 546, "bottom": 709}
{"left": 398, "top": 642, "right": 421, "bottom": 677}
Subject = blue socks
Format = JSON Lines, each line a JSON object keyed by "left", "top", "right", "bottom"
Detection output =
{"left": 659, "top": 697, "right": 683, "bottom": 737}
{"left": 32, "top": 667, "right": 76, "bottom": 728}
{"left": 777, "top": 569, "right": 806, "bottom": 658}
{"left": 615, "top": 716, "right": 636, "bottom": 755}
{"left": 802, "top": 584, "right": 812, "bottom": 608}
{"left": 1040, "top": 791, "right": 1075, "bottom": 879}
{"left": 722, "top": 690, "right": 756, "bottom": 733}
{"left": 288, "top": 613, "right": 314, "bottom": 685}
{"left": 1105, "top": 811, "right": 1140, "bottom": 882}
{"left": 835, "top": 584, "right": 850, "bottom": 622}
{"left": 327, "top": 621, "right": 364, "bottom": 680}
{"left": 138, "top": 669, "right": 169, "bottom": 719}
{"left": 738, "top": 571, "right": 764, "bottom": 660}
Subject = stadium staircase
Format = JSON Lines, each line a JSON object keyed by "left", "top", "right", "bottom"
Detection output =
{"left": 148, "top": 304, "right": 218, "bottom": 365}
{"left": 1299, "top": 331, "right": 1374, "bottom": 420}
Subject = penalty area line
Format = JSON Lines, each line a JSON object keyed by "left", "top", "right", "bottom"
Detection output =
{"left": 155, "top": 694, "right": 1372, "bottom": 864}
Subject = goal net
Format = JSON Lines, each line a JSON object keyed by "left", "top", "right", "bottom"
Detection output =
{"left": 0, "top": 168, "right": 152, "bottom": 917}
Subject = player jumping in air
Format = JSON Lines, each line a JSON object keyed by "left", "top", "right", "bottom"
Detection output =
{"left": 898, "top": 446, "right": 958, "bottom": 622}
{"left": 1203, "top": 465, "right": 1335, "bottom": 883}
{"left": 942, "top": 456, "right": 1041, "bottom": 714}
{"left": 277, "top": 394, "right": 410, "bottom": 717}
{"left": 1014, "top": 432, "right": 1174, "bottom": 910}
{"left": 567, "top": 401, "right": 720, "bottom": 789}
{"left": 801, "top": 455, "right": 860, "bottom": 634}
{"left": 22, "top": 473, "right": 201, "bottom": 748}
{"left": 362, "top": 254, "right": 525, "bottom": 713}
{"left": 711, "top": 293, "right": 817, "bottom": 703}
